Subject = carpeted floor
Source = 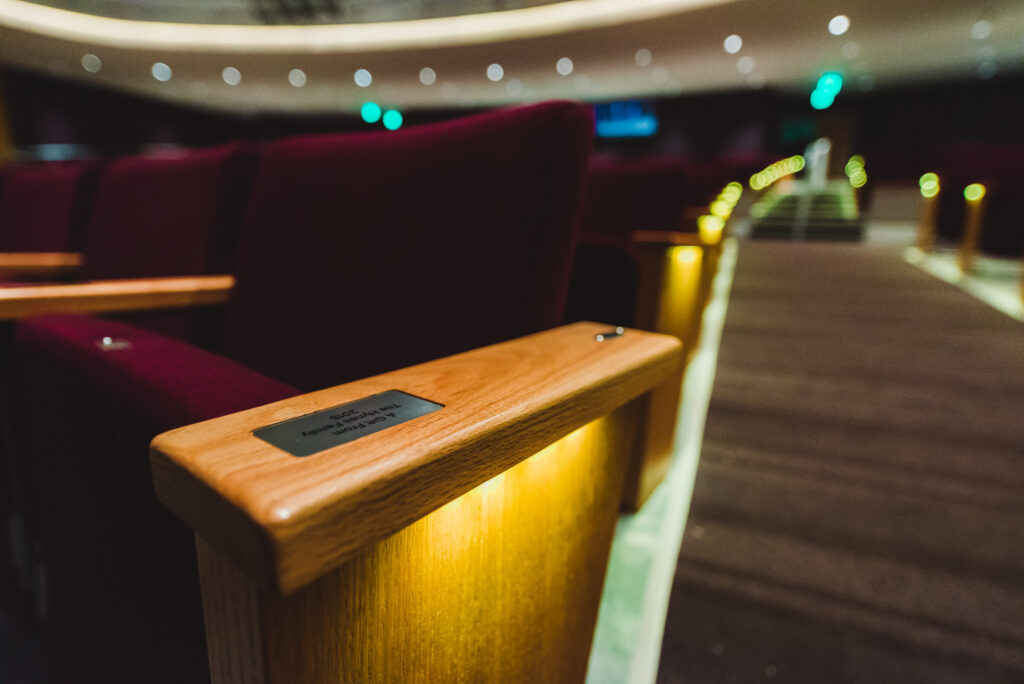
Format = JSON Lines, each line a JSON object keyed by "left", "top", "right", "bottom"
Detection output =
{"left": 658, "top": 241, "right": 1024, "bottom": 684}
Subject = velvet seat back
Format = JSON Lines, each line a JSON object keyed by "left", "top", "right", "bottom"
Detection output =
{"left": 81, "top": 142, "right": 257, "bottom": 280}
{"left": 0, "top": 161, "right": 97, "bottom": 252}
{"left": 222, "top": 101, "right": 593, "bottom": 391}
{"left": 580, "top": 156, "right": 689, "bottom": 245}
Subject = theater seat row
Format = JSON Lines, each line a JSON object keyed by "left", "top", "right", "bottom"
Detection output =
{"left": 0, "top": 101, "right": 707, "bottom": 683}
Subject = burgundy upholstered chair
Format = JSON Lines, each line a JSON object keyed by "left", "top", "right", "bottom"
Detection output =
{"left": 565, "top": 156, "right": 689, "bottom": 327}
{"left": 11, "top": 101, "right": 593, "bottom": 683}
{"left": 76, "top": 142, "right": 258, "bottom": 342}
{"left": 0, "top": 160, "right": 98, "bottom": 257}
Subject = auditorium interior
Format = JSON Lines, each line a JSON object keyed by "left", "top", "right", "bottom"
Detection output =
{"left": 0, "top": 0, "right": 1023, "bottom": 682}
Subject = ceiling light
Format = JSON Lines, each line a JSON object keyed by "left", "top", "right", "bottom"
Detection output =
{"left": 222, "top": 67, "right": 241, "bottom": 86}
{"left": 723, "top": 34, "right": 742, "bottom": 53}
{"left": 151, "top": 62, "right": 172, "bottom": 82}
{"left": 354, "top": 69, "right": 372, "bottom": 87}
{"left": 419, "top": 67, "right": 436, "bottom": 85}
{"left": 288, "top": 69, "right": 306, "bottom": 87}
{"left": 635, "top": 49, "right": 652, "bottom": 67}
{"left": 81, "top": 53, "right": 101, "bottom": 73}
{"left": 737, "top": 56, "right": 755, "bottom": 74}
{"left": 506, "top": 78, "right": 523, "bottom": 96}
{"left": 828, "top": 15, "right": 850, "bottom": 36}
{"left": 556, "top": 57, "right": 574, "bottom": 75}
{"left": 971, "top": 21, "right": 992, "bottom": 40}
{"left": 487, "top": 63, "right": 504, "bottom": 81}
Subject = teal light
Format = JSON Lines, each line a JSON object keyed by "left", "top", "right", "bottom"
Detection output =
{"left": 817, "top": 71, "right": 844, "bottom": 95}
{"left": 382, "top": 109, "right": 403, "bottom": 131}
{"left": 361, "top": 102, "right": 382, "bottom": 124}
{"left": 810, "top": 88, "right": 835, "bottom": 110}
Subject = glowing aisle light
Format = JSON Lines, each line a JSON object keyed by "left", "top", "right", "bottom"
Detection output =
{"left": 919, "top": 172, "right": 940, "bottom": 198}
{"left": 964, "top": 183, "right": 986, "bottom": 201}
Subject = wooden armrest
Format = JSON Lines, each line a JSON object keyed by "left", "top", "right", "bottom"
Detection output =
{"left": 631, "top": 229, "right": 708, "bottom": 247}
{"left": 0, "top": 274, "right": 234, "bottom": 320}
{"left": 0, "top": 252, "right": 84, "bottom": 279}
{"left": 151, "top": 321, "right": 682, "bottom": 593}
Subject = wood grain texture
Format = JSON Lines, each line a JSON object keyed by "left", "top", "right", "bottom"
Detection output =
{"left": 621, "top": 366, "right": 683, "bottom": 510}
{"left": 198, "top": 405, "right": 637, "bottom": 684}
{"left": 0, "top": 251, "right": 83, "bottom": 279}
{"left": 633, "top": 237, "right": 709, "bottom": 358}
{"left": 151, "top": 321, "right": 682, "bottom": 593}
{"left": 0, "top": 274, "right": 233, "bottom": 320}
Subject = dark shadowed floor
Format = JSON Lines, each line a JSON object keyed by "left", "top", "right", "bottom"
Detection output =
{"left": 658, "top": 241, "right": 1024, "bottom": 684}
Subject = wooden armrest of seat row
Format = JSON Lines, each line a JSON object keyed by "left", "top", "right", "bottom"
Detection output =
{"left": 150, "top": 322, "right": 682, "bottom": 683}
{"left": 0, "top": 274, "right": 234, "bottom": 320}
{"left": 630, "top": 230, "right": 722, "bottom": 362}
{"left": 0, "top": 252, "right": 84, "bottom": 279}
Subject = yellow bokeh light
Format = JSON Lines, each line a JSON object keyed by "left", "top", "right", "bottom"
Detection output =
{"left": 709, "top": 200, "right": 732, "bottom": 218}
{"left": 698, "top": 214, "right": 725, "bottom": 243}
{"left": 919, "top": 172, "right": 939, "bottom": 187}
{"left": 964, "top": 183, "right": 986, "bottom": 201}
{"left": 921, "top": 182, "right": 939, "bottom": 198}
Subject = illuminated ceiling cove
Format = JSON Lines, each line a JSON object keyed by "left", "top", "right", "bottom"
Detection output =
{"left": 0, "top": 0, "right": 1022, "bottom": 114}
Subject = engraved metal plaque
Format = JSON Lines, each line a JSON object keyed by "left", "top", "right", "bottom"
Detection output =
{"left": 253, "top": 390, "right": 444, "bottom": 457}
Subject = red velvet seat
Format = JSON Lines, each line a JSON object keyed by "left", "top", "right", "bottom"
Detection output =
{"left": 11, "top": 101, "right": 593, "bottom": 683}
{"left": 0, "top": 161, "right": 98, "bottom": 253}
{"left": 565, "top": 156, "right": 689, "bottom": 327}
{"left": 78, "top": 142, "right": 258, "bottom": 341}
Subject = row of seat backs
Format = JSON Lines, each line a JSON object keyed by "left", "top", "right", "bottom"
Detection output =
{"left": 0, "top": 144, "right": 256, "bottom": 279}
{"left": 1, "top": 102, "right": 593, "bottom": 387}
{"left": 7, "top": 101, "right": 595, "bottom": 683}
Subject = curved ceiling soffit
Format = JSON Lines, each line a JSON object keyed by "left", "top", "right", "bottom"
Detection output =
{"left": 0, "top": 0, "right": 735, "bottom": 53}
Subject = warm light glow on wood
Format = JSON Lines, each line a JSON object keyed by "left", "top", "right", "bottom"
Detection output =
{"left": 656, "top": 246, "right": 703, "bottom": 344}
{"left": 199, "top": 407, "right": 637, "bottom": 683}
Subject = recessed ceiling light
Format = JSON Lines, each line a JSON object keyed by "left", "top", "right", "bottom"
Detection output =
{"left": 222, "top": 67, "right": 241, "bottom": 86}
{"left": 737, "top": 56, "right": 755, "bottom": 74}
{"left": 487, "top": 63, "right": 504, "bottom": 82}
{"left": 151, "top": 62, "right": 172, "bottom": 82}
{"left": 828, "top": 15, "right": 850, "bottom": 36}
{"left": 354, "top": 69, "right": 372, "bottom": 87}
{"left": 288, "top": 69, "right": 306, "bottom": 87}
{"left": 723, "top": 35, "right": 742, "bottom": 54}
{"left": 971, "top": 21, "right": 993, "bottom": 40}
{"left": 556, "top": 57, "right": 574, "bottom": 76}
{"left": 419, "top": 67, "right": 437, "bottom": 85}
{"left": 81, "top": 53, "right": 101, "bottom": 73}
{"left": 635, "top": 49, "right": 652, "bottom": 67}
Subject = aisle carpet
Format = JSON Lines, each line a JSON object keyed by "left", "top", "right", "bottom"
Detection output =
{"left": 658, "top": 242, "right": 1024, "bottom": 684}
